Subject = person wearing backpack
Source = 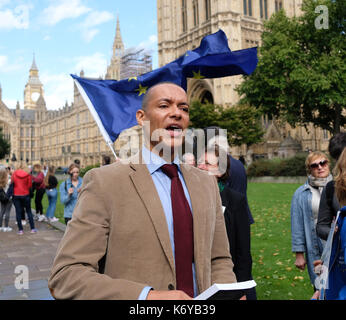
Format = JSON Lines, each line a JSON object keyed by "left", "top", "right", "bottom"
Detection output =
{"left": 0, "top": 168, "right": 13, "bottom": 232}
{"left": 59, "top": 163, "right": 83, "bottom": 225}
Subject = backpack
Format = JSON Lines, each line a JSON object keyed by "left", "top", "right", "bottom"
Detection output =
{"left": 0, "top": 188, "right": 9, "bottom": 204}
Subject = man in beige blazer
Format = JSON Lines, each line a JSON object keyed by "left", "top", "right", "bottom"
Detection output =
{"left": 48, "top": 82, "right": 237, "bottom": 300}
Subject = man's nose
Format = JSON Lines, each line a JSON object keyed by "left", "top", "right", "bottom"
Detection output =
{"left": 169, "top": 105, "right": 183, "bottom": 118}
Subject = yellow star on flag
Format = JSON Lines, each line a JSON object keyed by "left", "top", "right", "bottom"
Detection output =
{"left": 192, "top": 70, "right": 205, "bottom": 79}
{"left": 128, "top": 76, "right": 137, "bottom": 81}
{"left": 135, "top": 84, "right": 148, "bottom": 96}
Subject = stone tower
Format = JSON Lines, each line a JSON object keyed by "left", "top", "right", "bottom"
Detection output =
{"left": 24, "top": 54, "right": 44, "bottom": 110}
{"left": 106, "top": 16, "right": 125, "bottom": 80}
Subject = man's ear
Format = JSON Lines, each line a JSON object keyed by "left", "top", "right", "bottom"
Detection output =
{"left": 136, "top": 109, "right": 145, "bottom": 126}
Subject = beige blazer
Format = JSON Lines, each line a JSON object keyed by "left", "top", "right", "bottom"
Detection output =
{"left": 48, "top": 155, "right": 236, "bottom": 299}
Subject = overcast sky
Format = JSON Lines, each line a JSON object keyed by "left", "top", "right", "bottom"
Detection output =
{"left": 0, "top": 0, "right": 158, "bottom": 110}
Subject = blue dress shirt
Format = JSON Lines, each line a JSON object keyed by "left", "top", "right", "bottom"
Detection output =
{"left": 138, "top": 146, "right": 197, "bottom": 299}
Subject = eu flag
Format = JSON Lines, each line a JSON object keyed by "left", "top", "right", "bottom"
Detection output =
{"left": 72, "top": 29, "right": 258, "bottom": 144}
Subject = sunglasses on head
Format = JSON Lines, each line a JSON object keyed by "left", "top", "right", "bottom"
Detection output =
{"left": 310, "top": 160, "right": 328, "bottom": 169}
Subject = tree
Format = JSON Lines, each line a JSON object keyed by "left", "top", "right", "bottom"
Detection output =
{"left": 189, "top": 100, "right": 264, "bottom": 147}
{"left": 237, "top": 0, "right": 345, "bottom": 134}
{"left": 188, "top": 100, "right": 223, "bottom": 129}
{"left": 0, "top": 128, "right": 10, "bottom": 160}
{"left": 218, "top": 104, "right": 264, "bottom": 147}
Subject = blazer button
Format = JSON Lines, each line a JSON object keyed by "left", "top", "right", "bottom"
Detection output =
{"left": 168, "top": 284, "right": 175, "bottom": 290}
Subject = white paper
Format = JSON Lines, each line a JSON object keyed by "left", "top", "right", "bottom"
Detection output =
{"left": 194, "top": 280, "right": 257, "bottom": 300}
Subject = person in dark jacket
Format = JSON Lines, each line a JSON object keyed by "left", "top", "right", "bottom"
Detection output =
{"left": 32, "top": 164, "right": 46, "bottom": 221}
{"left": 0, "top": 168, "right": 13, "bottom": 232}
{"left": 198, "top": 145, "right": 256, "bottom": 299}
{"left": 317, "top": 132, "right": 346, "bottom": 240}
{"left": 203, "top": 126, "right": 254, "bottom": 225}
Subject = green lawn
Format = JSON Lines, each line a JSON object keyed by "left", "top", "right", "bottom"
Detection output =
{"left": 34, "top": 181, "right": 313, "bottom": 300}
{"left": 248, "top": 182, "right": 314, "bottom": 300}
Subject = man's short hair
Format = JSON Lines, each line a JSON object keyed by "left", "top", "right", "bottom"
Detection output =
{"left": 141, "top": 82, "right": 185, "bottom": 111}
{"left": 329, "top": 132, "right": 346, "bottom": 160}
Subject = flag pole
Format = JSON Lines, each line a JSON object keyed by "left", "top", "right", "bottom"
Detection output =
{"left": 73, "top": 78, "right": 118, "bottom": 160}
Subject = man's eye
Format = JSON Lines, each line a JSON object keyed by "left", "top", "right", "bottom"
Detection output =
{"left": 159, "top": 104, "right": 168, "bottom": 108}
{"left": 181, "top": 107, "right": 189, "bottom": 113}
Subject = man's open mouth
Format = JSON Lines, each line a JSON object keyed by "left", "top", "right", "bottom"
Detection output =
{"left": 165, "top": 125, "right": 183, "bottom": 137}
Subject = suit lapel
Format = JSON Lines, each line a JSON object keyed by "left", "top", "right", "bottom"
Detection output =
{"left": 180, "top": 164, "right": 207, "bottom": 291}
{"left": 129, "top": 160, "right": 175, "bottom": 274}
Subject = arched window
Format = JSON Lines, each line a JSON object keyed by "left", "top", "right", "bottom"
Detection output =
{"left": 205, "top": 0, "right": 211, "bottom": 21}
{"left": 193, "top": 0, "right": 199, "bottom": 26}
{"left": 200, "top": 91, "right": 214, "bottom": 104}
{"left": 182, "top": 0, "right": 187, "bottom": 32}
{"left": 259, "top": 0, "right": 268, "bottom": 19}
{"left": 244, "top": 0, "right": 252, "bottom": 16}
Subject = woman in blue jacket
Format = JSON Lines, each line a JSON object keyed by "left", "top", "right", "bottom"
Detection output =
{"left": 291, "top": 151, "right": 332, "bottom": 292}
{"left": 60, "top": 163, "right": 83, "bottom": 225}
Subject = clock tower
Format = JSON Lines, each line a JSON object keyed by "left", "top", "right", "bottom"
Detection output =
{"left": 24, "top": 54, "right": 45, "bottom": 110}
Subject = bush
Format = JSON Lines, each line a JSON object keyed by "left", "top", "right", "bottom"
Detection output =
{"left": 80, "top": 164, "right": 100, "bottom": 177}
{"left": 247, "top": 153, "right": 307, "bottom": 177}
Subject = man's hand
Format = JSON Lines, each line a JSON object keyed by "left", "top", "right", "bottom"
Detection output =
{"left": 295, "top": 252, "right": 306, "bottom": 270}
{"left": 147, "top": 290, "right": 193, "bottom": 300}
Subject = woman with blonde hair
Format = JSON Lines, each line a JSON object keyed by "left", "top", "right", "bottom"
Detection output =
{"left": 0, "top": 168, "right": 13, "bottom": 232}
{"left": 44, "top": 166, "right": 59, "bottom": 222}
{"left": 291, "top": 151, "right": 333, "bottom": 292}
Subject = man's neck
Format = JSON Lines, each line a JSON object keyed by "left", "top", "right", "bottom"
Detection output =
{"left": 145, "top": 143, "right": 179, "bottom": 164}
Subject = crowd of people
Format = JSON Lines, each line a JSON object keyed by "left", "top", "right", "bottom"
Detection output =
{"left": 46, "top": 82, "right": 345, "bottom": 300}
{"left": 290, "top": 132, "right": 346, "bottom": 299}
{"left": 0, "top": 154, "right": 117, "bottom": 234}
{"left": 0, "top": 161, "right": 87, "bottom": 234}
{"left": 1, "top": 82, "right": 345, "bottom": 300}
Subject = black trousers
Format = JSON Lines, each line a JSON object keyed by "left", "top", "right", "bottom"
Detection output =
{"left": 35, "top": 188, "right": 46, "bottom": 215}
{"left": 13, "top": 196, "right": 35, "bottom": 230}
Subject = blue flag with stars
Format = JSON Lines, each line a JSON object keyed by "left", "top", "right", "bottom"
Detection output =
{"left": 72, "top": 29, "right": 258, "bottom": 144}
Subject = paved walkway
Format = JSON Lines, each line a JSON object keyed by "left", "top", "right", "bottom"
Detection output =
{"left": 0, "top": 206, "right": 65, "bottom": 300}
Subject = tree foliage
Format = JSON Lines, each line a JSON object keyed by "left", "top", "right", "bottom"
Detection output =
{"left": 0, "top": 128, "right": 10, "bottom": 160}
{"left": 189, "top": 100, "right": 264, "bottom": 147}
{"left": 237, "top": 0, "right": 345, "bottom": 134}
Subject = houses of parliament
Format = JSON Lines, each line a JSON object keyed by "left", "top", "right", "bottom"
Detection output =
{"left": 0, "top": 1, "right": 331, "bottom": 167}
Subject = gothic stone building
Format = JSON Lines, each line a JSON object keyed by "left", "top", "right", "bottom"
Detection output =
{"left": 1, "top": 3, "right": 333, "bottom": 167}
{"left": 0, "top": 17, "right": 150, "bottom": 168}
{"left": 157, "top": 0, "right": 331, "bottom": 161}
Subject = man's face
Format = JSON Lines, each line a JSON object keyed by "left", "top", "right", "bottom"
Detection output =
{"left": 137, "top": 83, "right": 190, "bottom": 152}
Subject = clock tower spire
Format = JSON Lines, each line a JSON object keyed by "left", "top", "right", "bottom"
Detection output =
{"left": 24, "top": 54, "right": 45, "bottom": 110}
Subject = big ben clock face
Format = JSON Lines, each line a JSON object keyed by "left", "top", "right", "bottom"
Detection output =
{"left": 31, "top": 92, "right": 40, "bottom": 102}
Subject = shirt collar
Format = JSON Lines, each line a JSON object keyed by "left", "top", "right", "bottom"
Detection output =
{"left": 142, "top": 146, "right": 182, "bottom": 175}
